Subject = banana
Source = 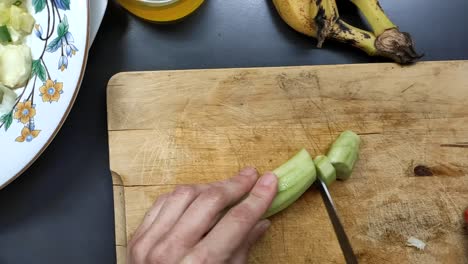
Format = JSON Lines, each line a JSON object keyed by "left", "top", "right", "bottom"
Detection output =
{"left": 350, "top": 0, "right": 422, "bottom": 63}
{"left": 263, "top": 149, "right": 316, "bottom": 218}
{"left": 309, "top": 0, "right": 339, "bottom": 47}
{"left": 272, "top": 0, "right": 421, "bottom": 64}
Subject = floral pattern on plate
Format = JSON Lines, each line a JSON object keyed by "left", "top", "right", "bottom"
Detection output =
{"left": 0, "top": 0, "right": 79, "bottom": 143}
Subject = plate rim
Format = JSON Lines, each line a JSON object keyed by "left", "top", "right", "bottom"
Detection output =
{"left": 0, "top": 0, "right": 91, "bottom": 189}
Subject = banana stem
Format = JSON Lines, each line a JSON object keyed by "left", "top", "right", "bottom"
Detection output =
{"left": 330, "top": 19, "right": 377, "bottom": 56}
{"left": 350, "top": 0, "right": 395, "bottom": 36}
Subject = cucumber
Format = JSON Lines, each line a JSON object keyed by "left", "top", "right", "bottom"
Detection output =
{"left": 314, "top": 155, "right": 336, "bottom": 186}
{"left": 273, "top": 148, "right": 317, "bottom": 192}
{"left": 264, "top": 167, "right": 316, "bottom": 218}
{"left": 0, "top": 84, "right": 17, "bottom": 116}
{"left": 264, "top": 149, "right": 317, "bottom": 218}
{"left": 0, "top": 7, "right": 10, "bottom": 25}
{"left": 0, "top": 44, "right": 32, "bottom": 88}
{"left": 9, "top": 5, "right": 34, "bottom": 34}
{"left": 327, "top": 130, "right": 361, "bottom": 180}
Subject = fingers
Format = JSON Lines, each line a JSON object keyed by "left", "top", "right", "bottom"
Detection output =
{"left": 129, "top": 184, "right": 205, "bottom": 263}
{"left": 131, "top": 194, "right": 169, "bottom": 242}
{"left": 230, "top": 220, "right": 271, "bottom": 264}
{"left": 153, "top": 167, "right": 260, "bottom": 261}
{"left": 194, "top": 172, "right": 278, "bottom": 258}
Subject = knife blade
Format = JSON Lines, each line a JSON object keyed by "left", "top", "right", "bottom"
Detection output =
{"left": 315, "top": 179, "right": 358, "bottom": 264}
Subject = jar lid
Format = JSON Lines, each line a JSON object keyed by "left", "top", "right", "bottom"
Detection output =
{"left": 120, "top": 0, "right": 204, "bottom": 23}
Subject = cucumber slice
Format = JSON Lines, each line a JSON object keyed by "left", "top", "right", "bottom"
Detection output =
{"left": 327, "top": 130, "right": 361, "bottom": 180}
{"left": 264, "top": 149, "right": 317, "bottom": 218}
{"left": 314, "top": 155, "right": 336, "bottom": 186}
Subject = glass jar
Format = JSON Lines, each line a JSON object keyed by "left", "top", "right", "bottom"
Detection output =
{"left": 118, "top": 0, "right": 205, "bottom": 23}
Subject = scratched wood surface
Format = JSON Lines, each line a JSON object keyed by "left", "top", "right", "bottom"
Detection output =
{"left": 108, "top": 61, "right": 468, "bottom": 264}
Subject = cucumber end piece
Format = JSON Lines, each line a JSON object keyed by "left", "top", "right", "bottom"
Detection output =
{"left": 327, "top": 130, "right": 361, "bottom": 181}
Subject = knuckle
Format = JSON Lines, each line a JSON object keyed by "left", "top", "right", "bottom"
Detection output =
{"left": 147, "top": 244, "right": 169, "bottom": 263}
{"left": 128, "top": 238, "right": 147, "bottom": 262}
{"left": 249, "top": 188, "right": 268, "bottom": 201}
{"left": 183, "top": 248, "right": 210, "bottom": 264}
{"left": 172, "top": 185, "right": 197, "bottom": 199}
{"left": 229, "top": 174, "right": 252, "bottom": 189}
{"left": 229, "top": 204, "right": 255, "bottom": 224}
{"left": 202, "top": 187, "right": 227, "bottom": 206}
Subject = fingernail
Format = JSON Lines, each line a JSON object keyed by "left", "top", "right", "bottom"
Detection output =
{"left": 239, "top": 167, "right": 257, "bottom": 176}
{"left": 258, "top": 172, "right": 277, "bottom": 187}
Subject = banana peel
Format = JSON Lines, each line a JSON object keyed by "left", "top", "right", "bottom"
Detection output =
{"left": 272, "top": 0, "right": 422, "bottom": 64}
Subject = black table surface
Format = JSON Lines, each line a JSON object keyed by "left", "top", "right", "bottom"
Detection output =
{"left": 1, "top": 0, "right": 467, "bottom": 263}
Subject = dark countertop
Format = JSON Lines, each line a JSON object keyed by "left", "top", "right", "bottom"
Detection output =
{"left": 1, "top": 0, "right": 467, "bottom": 263}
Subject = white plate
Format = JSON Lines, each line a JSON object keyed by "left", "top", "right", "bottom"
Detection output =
{"left": 0, "top": 0, "right": 89, "bottom": 188}
{"left": 89, "top": 0, "right": 107, "bottom": 45}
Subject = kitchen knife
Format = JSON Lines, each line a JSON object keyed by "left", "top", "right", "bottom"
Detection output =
{"left": 316, "top": 179, "right": 358, "bottom": 264}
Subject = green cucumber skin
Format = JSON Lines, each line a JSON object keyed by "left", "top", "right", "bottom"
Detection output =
{"left": 264, "top": 149, "right": 317, "bottom": 218}
{"left": 314, "top": 155, "right": 336, "bottom": 186}
{"left": 274, "top": 148, "right": 316, "bottom": 192}
{"left": 263, "top": 167, "right": 316, "bottom": 218}
{"left": 327, "top": 131, "right": 361, "bottom": 180}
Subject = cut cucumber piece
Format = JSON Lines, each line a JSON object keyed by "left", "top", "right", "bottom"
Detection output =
{"left": 0, "top": 7, "right": 10, "bottom": 25}
{"left": 274, "top": 148, "right": 317, "bottom": 192}
{"left": 9, "top": 5, "right": 34, "bottom": 34}
{"left": 327, "top": 130, "right": 361, "bottom": 180}
{"left": 314, "top": 155, "right": 336, "bottom": 186}
{"left": 264, "top": 167, "right": 316, "bottom": 218}
{"left": 19, "top": 12, "right": 34, "bottom": 33}
{"left": 264, "top": 149, "right": 316, "bottom": 218}
{"left": 9, "top": 5, "right": 22, "bottom": 30}
{"left": 0, "top": 84, "right": 17, "bottom": 116}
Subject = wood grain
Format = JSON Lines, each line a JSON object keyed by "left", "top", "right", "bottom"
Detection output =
{"left": 108, "top": 61, "right": 468, "bottom": 264}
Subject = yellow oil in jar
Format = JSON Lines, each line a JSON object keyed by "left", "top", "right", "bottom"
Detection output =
{"left": 118, "top": 0, "right": 205, "bottom": 23}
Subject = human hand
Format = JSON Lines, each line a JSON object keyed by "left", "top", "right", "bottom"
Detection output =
{"left": 127, "top": 167, "right": 278, "bottom": 264}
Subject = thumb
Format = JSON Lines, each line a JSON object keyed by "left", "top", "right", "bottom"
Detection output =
{"left": 230, "top": 219, "right": 271, "bottom": 264}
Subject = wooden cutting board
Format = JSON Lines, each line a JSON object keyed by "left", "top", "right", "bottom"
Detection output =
{"left": 108, "top": 61, "right": 468, "bottom": 264}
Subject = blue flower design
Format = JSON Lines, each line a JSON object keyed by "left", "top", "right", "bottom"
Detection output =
{"left": 58, "top": 55, "right": 68, "bottom": 71}
{"left": 66, "top": 44, "right": 78, "bottom": 57}
{"left": 34, "top": 24, "right": 43, "bottom": 38}
{"left": 65, "top": 32, "right": 74, "bottom": 43}
{"left": 54, "top": 0, "right": 70, "bottom": 11}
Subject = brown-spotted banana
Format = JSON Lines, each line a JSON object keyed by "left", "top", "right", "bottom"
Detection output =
{"left": 272, "top": 0, "right": 422, "bottom": 64}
